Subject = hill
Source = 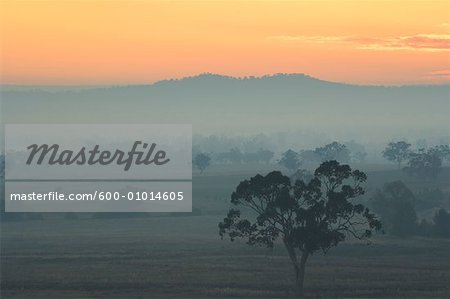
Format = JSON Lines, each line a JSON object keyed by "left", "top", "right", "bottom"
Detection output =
{"left": 1, "top": 73, "right": 449, "bottom": 141}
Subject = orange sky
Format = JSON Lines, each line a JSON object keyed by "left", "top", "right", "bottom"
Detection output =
{"left": 1, "top": 1, "right": 449, "bottom": 85}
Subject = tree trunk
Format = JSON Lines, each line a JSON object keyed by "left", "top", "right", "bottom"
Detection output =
{"left": 295, "top": 252, "right": 309, "bottom": 297}
{"left": 284, "top": 240, "right": 309, "bottom": 297}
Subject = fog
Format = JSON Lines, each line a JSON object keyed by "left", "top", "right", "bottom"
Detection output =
{"left": 1, "top": 74, "right": 448, "bottom": 144}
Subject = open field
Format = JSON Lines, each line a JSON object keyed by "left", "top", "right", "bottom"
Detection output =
{"left": 1, "top": 166, "right": 450, "bottom": 298}
{"left": 2, "top": 216, "right": 450, "bottom": 298}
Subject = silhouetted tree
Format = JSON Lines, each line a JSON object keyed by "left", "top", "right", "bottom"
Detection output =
{"left": 415, "top": 188, "right": 446, "bottom": 211}
{"left": 418, "top": 209, "right": 450, "bottom": 238}
{"left": 404, "top": 149, "right": 442, "bottom": 179}
{"left": 278, "top": 149, "right": 301, "bottom": 173}
{"left": 219, "top": 161, "right": 381, "bottom": 296}
{"left": 372, "top": 181, "right": 418, "bottom": 236}
{"left": 417, "top": 219, "right": 434, "bottom": 237}
{"left": 193, "top": 153, "right": 211, "bottom": 174}
{"left": 416, "top": 138, "right": 428, "bottom": 149}
{"left": 433, "top": 209, "right": 450, "bottom": 238}
{"left": 314, "top": 142, "right": 350, "bottom": 163}
{"left": 382, "top": 141, "right": 411, "bottom": 168}
{"left": 429, "top": 145, "right": 450, "bottom": 163}
{"left": 291, "top": 169, "right": 314, "bottom": 185}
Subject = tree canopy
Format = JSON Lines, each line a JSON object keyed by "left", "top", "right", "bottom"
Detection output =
{"left": 193, "top": 153, "right": 211, "bottom": 173}
{"left": 219, "top": 160, "right": 381, "bottom": 296}
{"left": 278, "top": 149, "right": 301, "bottom": 173}
{"left": 382, "top": 141, "right": 411, "bottom": 168}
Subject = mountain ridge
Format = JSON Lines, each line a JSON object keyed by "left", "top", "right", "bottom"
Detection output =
{"left": 1, "top": 73, "right": 449, "bottom": 92}
{"left": 1, "top": 72, "right": 448, "bottom": 140}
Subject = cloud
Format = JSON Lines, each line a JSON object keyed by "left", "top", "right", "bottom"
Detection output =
{"left": 267, "top": 34, "right": 450, "bottom": 52}
{"left": 427, "top": 70, "right": 450, "bottom": 77}
{"left": 267, "top": 35, "right": 353, "bottom": 43}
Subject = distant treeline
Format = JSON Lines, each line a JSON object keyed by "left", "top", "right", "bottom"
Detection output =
{"left": 193, "top": 141, "right": 367, "bottom": 168}
{"left": 193, "top": 140, "right": 450, "bottom": 174}
{"left": 372, "top": 180, "right": 450, "bottom": 239}
{"left": 383, "top": 141, "right": 450, "bottom": 179}
{"left": 193, "top": 134, "right": 450, "bottom": 163}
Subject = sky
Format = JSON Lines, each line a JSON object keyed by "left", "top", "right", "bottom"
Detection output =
{"left": 1, "top": 0, "right": 449, "bottom": 85}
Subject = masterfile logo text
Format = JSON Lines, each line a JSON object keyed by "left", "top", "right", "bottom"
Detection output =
{"left": 26, "top": 141, "right": 171, "bottom": 171}
{"left": 4, "top": 124, "right": 192, "bottom": 213}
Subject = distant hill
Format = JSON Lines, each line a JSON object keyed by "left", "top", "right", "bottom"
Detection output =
{"left": 1, "top": 73, "right": 449, "bottom": 141}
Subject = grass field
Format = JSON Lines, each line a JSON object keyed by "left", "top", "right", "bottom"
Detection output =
{"left": 2, "top": 216, "right": 450, "bottom": 298}
{"left": 1, "top": 164, "right": 450, "bottom": 298}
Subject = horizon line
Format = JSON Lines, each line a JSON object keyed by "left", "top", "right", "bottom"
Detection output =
{"left": 1, "top": 72, "right": 449, "bottom": 89}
